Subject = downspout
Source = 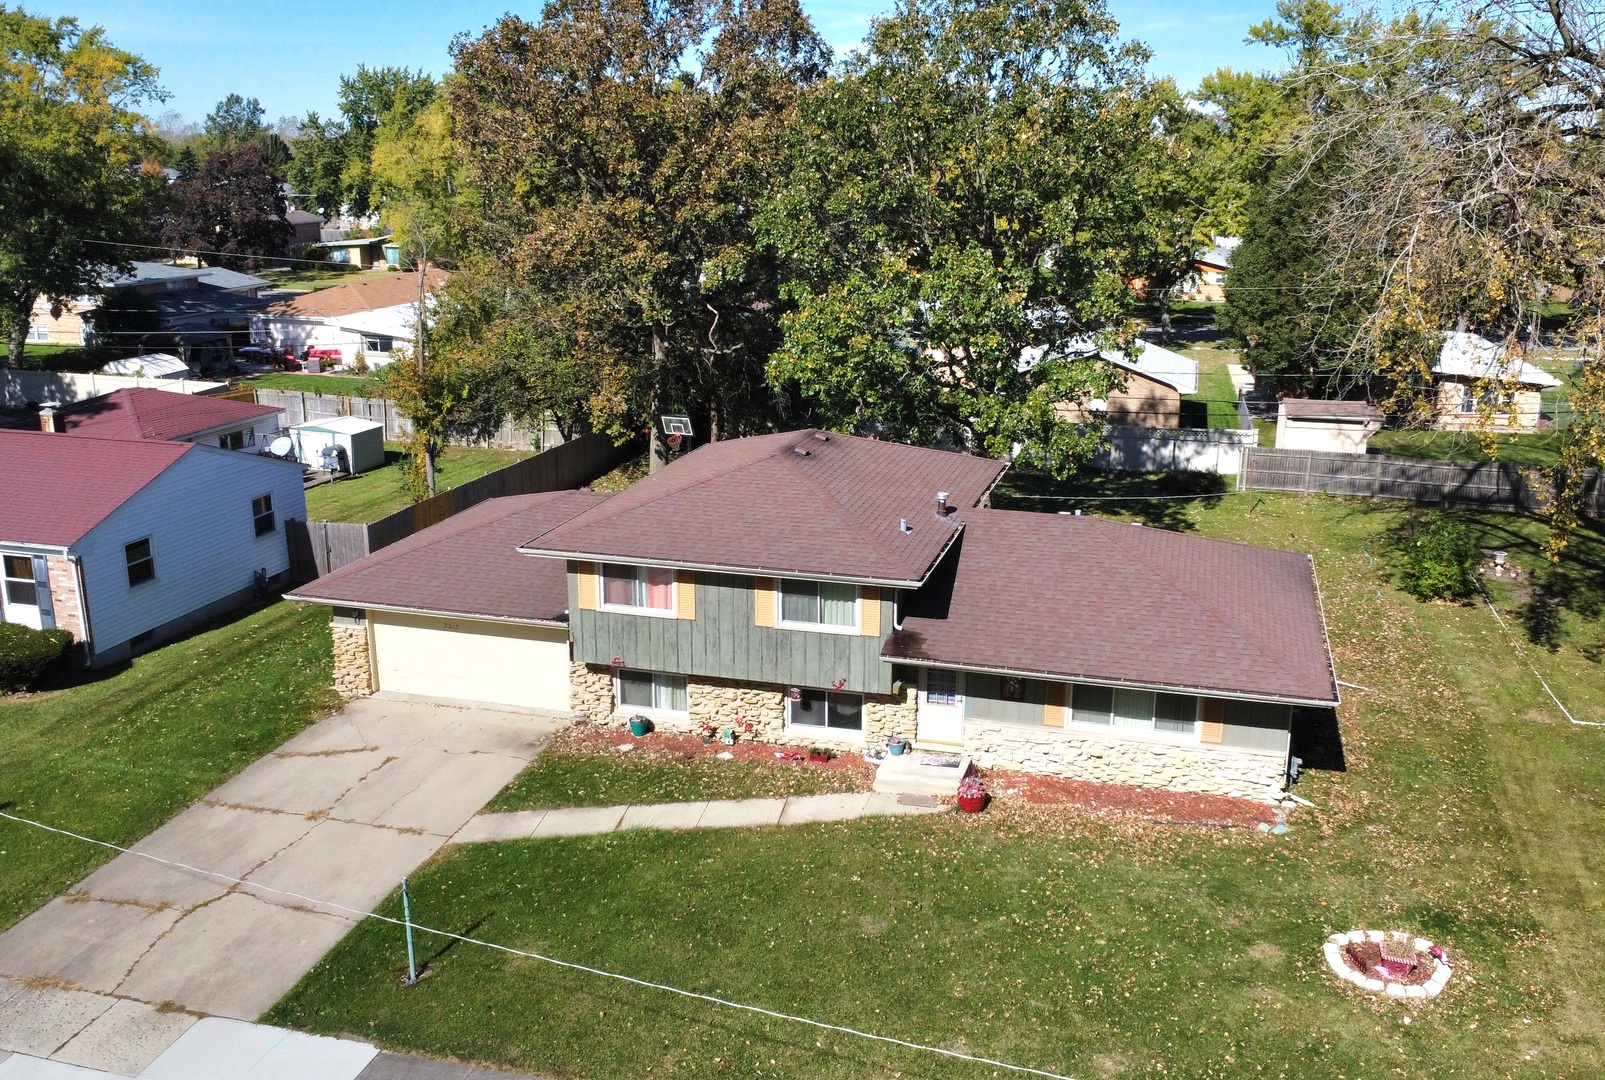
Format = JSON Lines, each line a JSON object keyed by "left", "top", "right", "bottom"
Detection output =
{"left": 69, "top": 554, "right": 94, "bottom": 667}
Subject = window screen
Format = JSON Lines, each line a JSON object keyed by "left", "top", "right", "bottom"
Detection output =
{"left": 1071, "top": 684, "right": 1113, "bottom": 726}
{"left": 1154, "top": 693, "right": 1198, "bottom": 733}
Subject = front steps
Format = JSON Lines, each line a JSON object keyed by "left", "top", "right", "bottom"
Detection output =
{"left": 873, "top": 750, "right": 969, "bottom": 797}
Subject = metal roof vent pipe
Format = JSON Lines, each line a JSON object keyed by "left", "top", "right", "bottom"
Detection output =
{"left": 935, "top": 491, "right": 950, "bottom": 516}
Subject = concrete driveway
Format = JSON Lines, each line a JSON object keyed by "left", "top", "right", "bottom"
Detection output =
{"left": 0, "top": 694, "right": 565, "bottom": 1076}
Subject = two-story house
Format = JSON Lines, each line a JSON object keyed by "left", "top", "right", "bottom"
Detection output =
{"left": 292, "top": 430, "right": 1338, "bottom": 801}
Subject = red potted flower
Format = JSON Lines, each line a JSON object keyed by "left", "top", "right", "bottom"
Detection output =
{"left": 956, "top": 775, "right": 987, "bottom": 813}
{"left": 807, "top": 746, "right": 836, "bottom": 764}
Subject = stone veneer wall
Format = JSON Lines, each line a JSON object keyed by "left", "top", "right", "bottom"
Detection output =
{"left": 570, "top": 662, "right": 614, "bottom": 717}
{"left": 568, "top": 663, "right": 917, "bottom": 751}
{"left": 331, "top": 623, "right": 373, "bottom": 697}
{"left": 965, "top": 720, "right": 1287, "bottom": 801}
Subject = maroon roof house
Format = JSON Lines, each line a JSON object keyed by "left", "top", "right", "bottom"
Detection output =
{"left": 291, "top": 429, "right": 1337, "bottom": 801}
{"left": 23, "top": 387, "right": 282, "bottom": 450}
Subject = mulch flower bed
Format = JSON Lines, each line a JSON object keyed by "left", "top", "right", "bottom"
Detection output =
{"left": 1341, "top": 940, "right": 1435, "bottom": 987}
{"left": 975, "top": 768, "right": 1281, "bottom": 829}
{"left": 562, "top": 721, "right": 878, "bottom": 789}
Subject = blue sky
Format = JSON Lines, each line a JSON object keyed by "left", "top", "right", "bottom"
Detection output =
{"left": 28, "top": 0, "right": 1285, "bottom": 127}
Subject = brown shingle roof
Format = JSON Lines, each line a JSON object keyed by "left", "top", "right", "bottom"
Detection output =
{"left": 46, "top": 387, "right": 279, "bottom": 442}
{"left": 884, "top": 509, "right": 1338, "bottom": 705}
{"left": 288, "top": 490, "right": 611, "bottom": 622}
{"left": 518, "top": 430, "right": 1009, "bottom": 585}
{"left": 263, "top": 269, "right": 447, "bottom": 319}
{"left": 1280, "top": 399, "right": 1383, "bottom": 422}
{"left": 0, "top": 430, "right": 192, "bottom": 546}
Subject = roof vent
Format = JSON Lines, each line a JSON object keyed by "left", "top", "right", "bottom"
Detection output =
{"left": 899, "top": 518, "right": 912, "bottom": 534}
{"left": 792, "top": 446, "right": 811, "bottom": 457}
{"left": 813, "top": 431, "right": 830, "bottom": 442}
{"left": 935, "top": 491, "right": 950, "bottom": 515}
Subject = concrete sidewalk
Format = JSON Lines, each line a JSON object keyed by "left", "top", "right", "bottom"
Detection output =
{"left": 0, "top": 695, "right": 566, "bottom": 1076}
{"left": 451, "top": 790, "right": 943, "bottom": 844}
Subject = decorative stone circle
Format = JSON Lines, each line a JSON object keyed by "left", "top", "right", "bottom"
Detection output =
{"left": 1322, "top": 930, "right": 1454, "bottom": 1001}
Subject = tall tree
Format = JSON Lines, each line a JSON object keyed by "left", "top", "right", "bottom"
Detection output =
{"left": 199, "top": 92, "right": 290, "bottom": 167}
{"left": 158, "top": 143, "right": 290, "bottom": 268}
{"left": 287, "top": 67, "right": 436, "bottom": 219}
{"left": 0, "top": 7, "right": 165, "bottom": 364}
{"left": 446, "top": 0, "right": 829, "bottom": 464}
{"left": 760, "top": 0, "right": 1189, "bottom": 474}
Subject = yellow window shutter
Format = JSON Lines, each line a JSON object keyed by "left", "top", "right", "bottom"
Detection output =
{"left": 754, "top": 578, "right": 775, "bottom": 627}
{"left": 677, "top": 571, "right": 696, "bottom": 620}
{"left": 859, "top": 586, "right": 881, "bottom": 636}
{"left": 1200, "top": 698, "right": 1225, "bottom": 744}
{"left": 1043, "top": 682, "right": 1066, "bottom": 727}
{"left": 575, "top": 562, "right": 598, "bottom": 611}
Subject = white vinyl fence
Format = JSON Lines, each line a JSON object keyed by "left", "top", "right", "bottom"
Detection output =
{"left": 1093, "top": 424, "right": 1260, "bottom": 475}
{"left": 0, "top": 368, "right": 227, "bottom": 410}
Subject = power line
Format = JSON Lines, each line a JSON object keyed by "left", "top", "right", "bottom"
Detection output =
{"left": 0, "top": 809, "right": 1083, "bottom": 1080}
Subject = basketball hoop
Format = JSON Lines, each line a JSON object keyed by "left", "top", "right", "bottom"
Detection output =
{"left": 666, "top": 433, "right": 682, "bottom": 448}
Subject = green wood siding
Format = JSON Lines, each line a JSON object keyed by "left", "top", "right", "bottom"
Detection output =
{"left": 570, "top": 571, "right": 895, "bottom": 694}
{"left": 964, "top": 673, "right": 1047, "bottom": 725}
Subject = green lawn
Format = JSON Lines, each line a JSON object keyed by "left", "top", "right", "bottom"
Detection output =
{"left": 487, "top": 739, "right": 869, "bottom": 812}
{"left": 269, "top": 492, "right": 1605, "bottom": 1079}
{"left": 305, "top": 444, "right": 528, "bottom": 523}
{"left": 18, "top": 344, "right": 123, "bottom": 372}
{"left": 1170, "top": 338, "right": 1245, "bottom": 430}
{"left": 236, "top": 372, "right": 382, "bottom": 395}
{"left": 0, "top": 601, "right": 337, "bottom": 931}
{"left": 1368, "top": 428, "right": 1569, "bottom": 467}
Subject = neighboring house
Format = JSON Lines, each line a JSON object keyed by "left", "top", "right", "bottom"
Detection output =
{"left": 24, "top": 262, "right": 272, "bottom": 348}
{"left": 285, "top": 209, "right": 325, "bottom": 251}
{"left": 310, "top": 235, "right": 393, "bottom": 269}
{"left": 26, "top": 387, "right": 283, "bottom": 452}
{"left": 1179, "top": 237, "right": 1240, "bottom": 302}
{"left": 1431, "top": 332, "right": 1561, "bottom": 432}
{"left": 1023, "top": 338, "right": 1200, "bottom": 428}
{"left": 291, "top": 430, "right": 1337, "bottom": 800}
{"left": 252, "top": 269, "right": 446, "bottom": 368}
{"left": 0, "top": 429, "right": 306, "bottom": 665}
{"left": 1275, "top": 399, "right": 1384, "bottom": 454}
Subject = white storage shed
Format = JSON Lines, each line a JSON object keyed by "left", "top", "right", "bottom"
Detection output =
{"left": 98, "top": 353, "right": 190, "bottom": 379}
{"left": 290, "top": 415, "right": 386, "bottom": 474}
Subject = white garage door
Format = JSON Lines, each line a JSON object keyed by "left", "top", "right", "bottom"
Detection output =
{"left": 370, "top": 612, "right": 570, "bottom": 711}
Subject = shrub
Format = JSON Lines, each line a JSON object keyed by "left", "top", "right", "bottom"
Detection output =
{"left": 0, "top": 623, "right": 73, "bottom": 693}
{"left": 1398, "top": 516, "right": 1480, "bottom": 601}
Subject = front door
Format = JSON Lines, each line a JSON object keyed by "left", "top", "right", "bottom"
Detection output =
{"left": 916, "top": 668, "right": 965, "bottom": 748}
{"left": 1, "top": 554, "right": 44, "bottom": 630}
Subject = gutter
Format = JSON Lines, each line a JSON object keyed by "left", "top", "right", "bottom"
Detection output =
{"left": 285, "top": 594, "right": 568, "bottom": 630}
{"left": 877, "top": 654, "right": 1339, "bottom": 710}
{"left": 70, "top": 554, "right": 94, "bottom": 666}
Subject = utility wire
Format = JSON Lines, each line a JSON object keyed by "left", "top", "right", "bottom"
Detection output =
{"left": 0, "top": 809, "right": 1082, "bottom": 1080}
{"left": 1474, "top": 580, "right": 1600, "bottom": 728}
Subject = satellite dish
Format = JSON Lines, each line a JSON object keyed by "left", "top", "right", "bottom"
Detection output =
{"left": 268, "top": 436, "right": 293, "bottom": 458}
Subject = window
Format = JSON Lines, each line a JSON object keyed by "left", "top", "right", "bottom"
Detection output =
{"left": 363, "top": 335, "right": 394, "bottom": 353}
{"left": 1071, "top": 683, "right": 1198, "bottom": 737}
{"left": 600, "top": 564, "right": 676, "bottom": 612}
{"left": 999, "top": 676, "right": 1026, "bottom": 703}
{"left": 789, "top": 689, "right": 863, "bottom": 732}
{"left": 26, "top": 323, "right": 50, "bottom": 343}
{"left": 618, "top": 670, "right": 687, "bottom": 713}
{"left": 3, "top": 555, "right": 37, "bottom": 607}
{"left": 220, "top": 427, "right": 255, "bottom": 451}
{"left": 125, "top": 538, "right": 155, "bottom": 587}
{"left": 926, "top": 669, "right": 960, "bottom": 705}
{"left": 252, "top": 494, "right": 276, "bottom": 536}
{"left": 1461, "top": 387, "right": 1514, "bottom": 414}
{"left": 777, "top": 580, "right": 857, "bottom": 629}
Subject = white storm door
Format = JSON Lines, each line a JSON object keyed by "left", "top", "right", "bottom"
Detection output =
{"left": 916, "top": 668, "right": 965, "bottom": 747}
{"left": 1, "top": 555, "right": 43, "bottom": 630}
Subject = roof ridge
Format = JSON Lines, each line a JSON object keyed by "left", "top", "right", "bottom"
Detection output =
{"left": 1076, "top": 515, "right": 1312, "bottom": 690}
{"left": 773, "top": 433, "right": 910, "bottom": 572}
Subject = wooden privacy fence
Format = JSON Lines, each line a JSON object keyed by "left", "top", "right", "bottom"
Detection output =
{"left": 285, "top": 432, "right": 638, "bottom": 580}
{"left": 252, "top": 387, "right": 562, "bottom": 451}
{"left": 1239, "top": 446, "right": 1605, "bottom": 516}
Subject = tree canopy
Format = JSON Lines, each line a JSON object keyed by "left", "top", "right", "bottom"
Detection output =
{"left": 287, "top": 67, "right": 436, "bottom": 219}
{"left": 157, "top": 142, "right": 290, "bottom": 268}
{"left": 760, "top": 0, "right": 1192, "bottom": 474}
{"left": 0, "top": 6, "right": 165, "bottom": 364}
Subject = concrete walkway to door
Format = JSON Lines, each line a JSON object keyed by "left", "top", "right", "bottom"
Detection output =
{"left": 0, "top": 694, "right": 566, "bottom": 1077}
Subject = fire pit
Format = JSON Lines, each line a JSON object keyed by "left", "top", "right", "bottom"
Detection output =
{"left": 1322, "top": 929, "right": 1453, "bottom": 1000}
